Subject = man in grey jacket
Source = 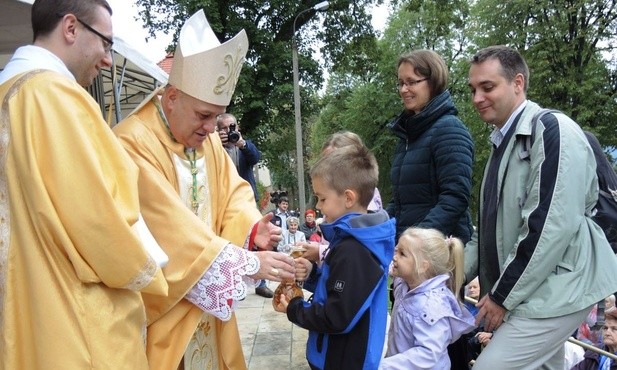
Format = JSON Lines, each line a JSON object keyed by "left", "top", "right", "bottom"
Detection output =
{"left": 465, "top": 45, "right": 617, "bottom": 369}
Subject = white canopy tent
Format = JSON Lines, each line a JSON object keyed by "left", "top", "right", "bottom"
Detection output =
{"left": 0, "top": 0, "right": 168, "bottom": 124}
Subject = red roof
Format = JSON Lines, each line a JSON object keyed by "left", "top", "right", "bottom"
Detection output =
{"left": 157, "top": 53, "right": 174, "bottom": 74}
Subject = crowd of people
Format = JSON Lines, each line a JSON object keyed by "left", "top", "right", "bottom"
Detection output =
{"left": 267, "top": 44, "right": 617, "bottom": 370}
{"left": 1, "top": 1, "right": 617, "bottom": 370}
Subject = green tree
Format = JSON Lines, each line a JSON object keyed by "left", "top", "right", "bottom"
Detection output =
{"left": 470, "top": 0, "right": 617, "bottom": 148}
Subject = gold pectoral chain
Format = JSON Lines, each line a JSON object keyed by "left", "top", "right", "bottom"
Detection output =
{"left": 185, "top": 148, "right": 200, "bottom": 215}
{"left": 153, "top": 97, "right": 202, "bottom": 216}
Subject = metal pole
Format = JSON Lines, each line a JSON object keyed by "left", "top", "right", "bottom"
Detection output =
{"left": 292, "top": 37, "right": 306, "bottom": 216}
{"left": 291, "top": 2, "right": 328, "bottom": 216}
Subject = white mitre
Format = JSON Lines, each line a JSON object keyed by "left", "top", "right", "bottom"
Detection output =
{"left": 168, "top": 10, "right": 248, "bottom": 106}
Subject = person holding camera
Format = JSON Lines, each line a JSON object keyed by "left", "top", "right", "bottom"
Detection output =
{"left": 218, "top": 113, "right": 274, "bottom": 298}
{"left": 216, "top": 113, "right": 274, "bottom": 298}
{"left": 217, "top": 113, "right": 261, "bottom": 202}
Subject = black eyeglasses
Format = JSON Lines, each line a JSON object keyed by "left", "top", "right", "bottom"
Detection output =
{"left": 76, "top": 17, "right": 114, "bottom": 54}
{"left": 57, "top": 13, "right": 113, "bottom": 54}
{"left": 397, "top": 78, "right": 428, "bottom": 90}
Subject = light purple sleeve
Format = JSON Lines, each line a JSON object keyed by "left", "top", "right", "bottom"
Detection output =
{"left": 368, "top": 187, "right": 383, "bottom": 212}
{"left": 379, "top": 313, "right": 452, "bottom": 369}
{"left": 316, "top": 240, "right": 330, "bottom": 267}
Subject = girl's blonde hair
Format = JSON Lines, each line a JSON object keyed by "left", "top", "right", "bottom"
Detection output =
{"left": 321, "top": 131, "right": 365, "bottom": 154}
{"left": 398, "top": 227, "right": 465, "bottom": 300}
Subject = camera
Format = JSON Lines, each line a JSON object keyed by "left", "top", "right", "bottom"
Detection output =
{"left": 228, "top": 123, "right": 241, "bottom": 144}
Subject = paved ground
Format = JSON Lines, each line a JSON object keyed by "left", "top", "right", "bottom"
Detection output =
{"left": 236, "top": 282, "right": 311, "bottom": 370}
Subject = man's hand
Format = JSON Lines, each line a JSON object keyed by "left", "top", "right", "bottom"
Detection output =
{"left": 475, "top": 294, "right": 507, "bottom": 332}
{"left": 217, "top": 130, "right": 229, "bottom": 144}
{"left": 217, "top": 129, "right": 246, "bottom": 148}
{"left": 235, "top": 137, "right": 246, "bottom": 149}
{"left": 254, "top": 213, "right": 282, "bottom": 250}
{"left": 249, "top": 251, "right": 295, "bottom": 282}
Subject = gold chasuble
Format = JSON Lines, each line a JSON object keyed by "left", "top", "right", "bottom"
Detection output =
{"left": 0, "top": 71, "right": 168, "bottom": 369}
{"left": 114, "top": 99, "right": 262, "bottom": 370}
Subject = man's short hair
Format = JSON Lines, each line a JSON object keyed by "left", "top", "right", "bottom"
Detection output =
{"left": 216, "top": 113, "right": 237, "bottom": 128}
{"left": 470, "top": 45, "right": 530, "bottom": 92}
{"left": 397, "top": 49, "right": 449, "bottom": 100}
{"left": 32, "top": 0, "right": 112, "bottom": 41}
{"left": 310, "top": 145, "right": 378, "bottom": 209}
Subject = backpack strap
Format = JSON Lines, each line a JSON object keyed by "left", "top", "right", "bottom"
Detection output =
{"left": 524, "top": 108, "right": 562, "bottom": 154}
{"left": 601, "top": 188, "right": 617, "bottom": 202}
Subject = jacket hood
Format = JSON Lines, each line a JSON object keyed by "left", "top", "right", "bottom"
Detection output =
{"left": 320, "top": 209, "right": 395, "bottom": 268}
{"left": 388, "top": 90, "right": 457, "bottom": 141}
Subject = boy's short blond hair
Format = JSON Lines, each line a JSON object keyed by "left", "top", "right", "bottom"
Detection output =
{"left": 310, "top": 145, "right": 378, "bottom": 209}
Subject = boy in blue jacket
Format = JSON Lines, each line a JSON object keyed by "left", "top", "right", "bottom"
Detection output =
{"left": 274, "top": 144, "right": 396, "bottom": 370}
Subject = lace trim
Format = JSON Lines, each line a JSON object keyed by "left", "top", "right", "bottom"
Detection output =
{"left": 186, "top": 244, "right": 260, "bottom": 321}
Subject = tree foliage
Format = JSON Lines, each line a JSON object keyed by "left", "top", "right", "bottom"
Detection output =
{"left": 470, "top": 0, "right": 617, "bottom": 148}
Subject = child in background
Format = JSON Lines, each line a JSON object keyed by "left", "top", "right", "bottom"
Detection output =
{"left": 606, "top": 294, "right": 616, "bottom": 311}
{"left": 380, "top": 227, "right": 475, "bottom": 369}
{"left": 308, "top": 218, "right": 324, "bottom": 244}
{"left": 274, "top": 145, "right": 395, "bottom": 370}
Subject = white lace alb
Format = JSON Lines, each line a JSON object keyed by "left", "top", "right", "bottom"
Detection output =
{"left": 185, "top": 244, "right": 260, "bottom": 321}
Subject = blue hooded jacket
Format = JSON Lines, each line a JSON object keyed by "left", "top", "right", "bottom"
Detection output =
{"left": 286, "top": 210, "right": 395, "bottom": 370}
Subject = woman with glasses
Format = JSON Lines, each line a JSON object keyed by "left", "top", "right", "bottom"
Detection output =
{"left": 385, "top": 49, "right": 475, "bottom": 370}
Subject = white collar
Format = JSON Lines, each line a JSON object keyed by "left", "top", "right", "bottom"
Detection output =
{"left": 490, "top": 100, "right": 528, "bottom": 147}
{"left": 0, "top": 45, "right": 74, "bottom": 85}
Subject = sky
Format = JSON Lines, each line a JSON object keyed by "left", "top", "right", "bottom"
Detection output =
{"left": 107, "top": 0, "right": 172, "bottom": 63}
{"left": 107, "top": 1, "right": 390, "bottom": 64}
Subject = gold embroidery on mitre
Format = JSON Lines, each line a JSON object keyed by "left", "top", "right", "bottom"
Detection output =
{"left": 213, "top": 45, "right": 245, "bottom": 98}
